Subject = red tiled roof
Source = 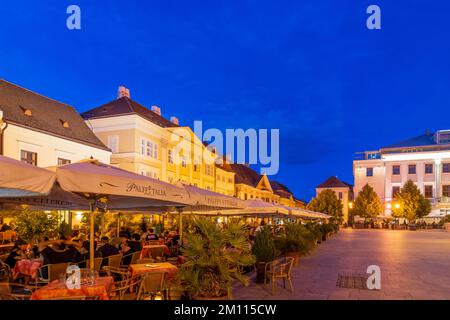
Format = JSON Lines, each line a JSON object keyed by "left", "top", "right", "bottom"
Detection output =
{"left": 229, "top": 163, "right": 262, "bottom": 187}
{"left": 316, "top": 176, "right": 352, "bottom": 189}
{"left": 0, "top": 79, "right": 109, "bottom": 150}
{"left": 82, "top": 96, "right": 178, "bottom": 128}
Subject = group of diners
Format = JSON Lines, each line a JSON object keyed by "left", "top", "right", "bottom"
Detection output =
{"left": 3, "top": 227, "right": 181, "bottom": 271}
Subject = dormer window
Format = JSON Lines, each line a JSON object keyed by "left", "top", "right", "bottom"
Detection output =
{"left": 19, "top": 106, "right": 32, "bottom": 116}
{"left": 60, "top": 120, "right": 69, "bottom": 128}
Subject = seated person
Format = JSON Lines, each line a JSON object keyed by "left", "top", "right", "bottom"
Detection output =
{"left": 97, "top": 236, "right": 119, "bottom": 267}
{"left": 5, "top": 239, "right": 28, "bottom": 268}
{"left": 142, "top": 228, "right": 158, "bottom": 241}
{"left": 119, "top": 232, "right": 141, "bottom": 265}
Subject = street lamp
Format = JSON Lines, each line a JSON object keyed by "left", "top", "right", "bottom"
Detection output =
{"left": 394, "top": 203, "right": 401, "bottom": 209}
{"left": 348, "top": 202, "right": 353, "bottom": 209}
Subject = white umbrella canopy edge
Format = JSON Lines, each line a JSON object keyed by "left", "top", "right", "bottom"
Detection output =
{"left": 181, "top": 184, "right": 246, "bottom": 210}
{"left": 55, "top": 160, "right": 192, "bottom": 207}
{"left": 0, "top": 155, "right": 56, "bottom": 197}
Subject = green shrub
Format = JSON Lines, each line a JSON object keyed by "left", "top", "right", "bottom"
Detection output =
{"left": 275, "top": 223, "right": 315, "bottom": 256}
{"left": 252, "top": 226, "right": 277, "bottom": 263}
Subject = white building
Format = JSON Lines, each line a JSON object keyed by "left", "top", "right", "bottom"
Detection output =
{"left": 0, "top": 79, "right": 111, "bottom": 167}
{"left": 353, "top": 129, "right": 450, "bottom": 217}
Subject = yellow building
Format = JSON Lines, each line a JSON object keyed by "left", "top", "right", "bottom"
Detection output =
{"left": 270, "top": 181, "right": 297, "bottom": 207}
{"left": 82, "top": 86, "right": 234, "bottom": 194}
{"left": 228, "top": 163, "right": 280, "bottom": 203}
{"left": 315, "top": 176, "right": 354, "bottom": 223}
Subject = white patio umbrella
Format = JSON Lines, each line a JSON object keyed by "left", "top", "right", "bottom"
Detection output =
{"left": 0, "top": 155, "right": 56, "bottom": 197}
{"left": 54, "top": 160, "right": 193, "bottom": 268}
{"left": 184, "top": 198, "right": 290, "bottom": 217}
{"left": 118, "top": 183, "right": 247, "bottom": 241}
{"left": 0, "top": 157, "right": 193, "bottom": 269}
{"left": 291, "top": 207, "right": 331, "bottom": 220}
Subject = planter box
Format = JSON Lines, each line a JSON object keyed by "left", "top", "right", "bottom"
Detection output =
{"left": 255, "top": 262, "right": 268, "bottom": 283}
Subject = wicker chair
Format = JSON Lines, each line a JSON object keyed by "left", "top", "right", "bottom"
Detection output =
{"left": 102, "top": 266, "right": 130, "bottom": 282}
{"left": 137, "top": 272, "right": 166, "bottom": 300}
{"left": 0, "top": 260, "right": 11, "bottom": 281}
{"left": 34, "top": 262, "right": 70, "bottom": 287}
{"left": 108, "top": 254, "right": 123, "bottom": 268}
{"left": 109, "top": 274, "right": 143, "bottom": 300}
{"left": 149, "top": 247, "right": 166, "bottom": 261}
{"left": 121, "top": 251, "right": 140, "bottom": 267}
{"left": 264, "top": 257, "right": 294, "bottom": 295}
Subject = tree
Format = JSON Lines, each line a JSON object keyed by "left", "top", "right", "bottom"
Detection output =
{"left": 307, "top": 189, "right": 344, "bottom": 224}
{"left": 352, "top": 184, "right": 382, "bottom": 219}
{"left": 391, "top": 180, "right": 432, "bottom": 221}
{"left": 14, "top": 208, "right": 59, "bottom": 243}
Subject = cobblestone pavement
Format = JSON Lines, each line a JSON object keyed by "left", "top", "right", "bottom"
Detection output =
{"left": 233, "top": 229, "right": 450, "bottom": 300}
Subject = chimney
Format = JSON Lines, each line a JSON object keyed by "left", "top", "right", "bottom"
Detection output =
{"left": 170, "top": 116, "right": 179, "bottom": 125}
{"left": 117, "top": 85, "right": 130, "bottom": 99}
{"left": 151, "top": 106, "right": 161, "bottom": 115}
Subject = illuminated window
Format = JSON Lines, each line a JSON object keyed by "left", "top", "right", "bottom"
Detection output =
{"left": 21, "top": 150, "right": 37, "bottom": 166}
{"left": 392, "top": 186, "right": 400, "bottom": 197}
{"left": 58, "top": 158, "right": 71, "bottom": 166}
{"left": 443, "top": 185, "right": 450, "bottom": 197}
{"left": 424, "top": 185, "right": 433, "bottom": 198}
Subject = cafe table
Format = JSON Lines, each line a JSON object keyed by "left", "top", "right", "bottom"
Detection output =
{"left": 13, "top": 259, "right": 42, "bottom": 280}
{"left": 129, "top": 262, "right": 178, "bottom": 279}
{"left": 140, "top": 245, "right": 170, "bottom": 259}
{"left": 31, "top": 276, "right": 114, "bottom": 300}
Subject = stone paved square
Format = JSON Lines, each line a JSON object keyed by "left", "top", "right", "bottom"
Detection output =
{"left": 233, "top": 229, "right": 450, "bottom": 300}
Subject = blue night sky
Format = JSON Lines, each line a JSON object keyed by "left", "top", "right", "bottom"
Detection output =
{"left": 1, "top": 1, "right": 450, "bottom": 201}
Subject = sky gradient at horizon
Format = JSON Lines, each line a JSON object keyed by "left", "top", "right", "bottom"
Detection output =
{"left": 1, "top": 0, "right": 450, "bottom": 200}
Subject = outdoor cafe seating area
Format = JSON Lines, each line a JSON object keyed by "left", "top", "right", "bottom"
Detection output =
{"left": 0, "top": 155, "right": 331, "bottom": 300}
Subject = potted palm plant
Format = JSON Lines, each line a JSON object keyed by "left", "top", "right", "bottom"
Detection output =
{"left": 177, "top": 218, "right": 256, "bottom": 300}
{"left": 252, "top": 226, "right": 277, "bottom": 283}
{"left": 275, "top": 223, "right": 315, "bottom": 266}
{"left": 305, "top": 222, "right": 323, "bottom": 244}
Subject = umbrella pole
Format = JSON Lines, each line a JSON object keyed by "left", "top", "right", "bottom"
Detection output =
{"left": 89, "top": 202, "right": 96, "bottom": 270}
{"left": 117, "top": 213, "right": 120, "bottom": 237}
{"left": 177, "top": 208, "right": 183, "bottom": 244}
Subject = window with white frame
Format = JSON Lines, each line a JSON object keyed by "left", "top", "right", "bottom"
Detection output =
{"left": 168, "top": 149, "right": 174, "bottom": 164}
{"left": 140, "top": 169, "right": 159, "bottom": 179}
{"left": 205, "top": 164, "right": 213, "bottom": 176}
{"left": 140, "top": 138, "right": 158, "bottom": 159}
{"left": 181, "top": 155, "right": 187, "bottom": 168}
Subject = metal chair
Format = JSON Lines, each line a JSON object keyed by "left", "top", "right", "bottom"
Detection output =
{"left": 264, "top": 257, "right": 294, "bottom": 295}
